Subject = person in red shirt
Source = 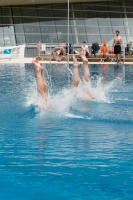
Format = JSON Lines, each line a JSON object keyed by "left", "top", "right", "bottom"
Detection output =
{"left": 100, "top": 41, "right": 108, "bottom": 61}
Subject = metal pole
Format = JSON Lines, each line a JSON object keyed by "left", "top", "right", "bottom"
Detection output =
{"left": 68, "top": 0, "right": 69, "bottom": 65}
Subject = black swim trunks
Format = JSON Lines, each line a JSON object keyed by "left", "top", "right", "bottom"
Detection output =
{"left": 114, "top": 45, "right": 121, "bottom": 54}
{"left": 86, "top": 51, "right": 89, "bottom": 56}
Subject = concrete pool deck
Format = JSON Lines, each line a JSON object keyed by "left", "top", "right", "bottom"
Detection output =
{"left": 0, "top": 57, "right": 133, "bottom": 65}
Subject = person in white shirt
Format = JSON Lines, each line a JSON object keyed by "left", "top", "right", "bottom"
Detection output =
{"left": 81, "top": 41, "right": 89, "bottom": 57}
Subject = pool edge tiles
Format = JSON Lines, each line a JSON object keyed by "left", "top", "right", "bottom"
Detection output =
{"left": 1, "top": 58, "right": 133, "bottom": 65}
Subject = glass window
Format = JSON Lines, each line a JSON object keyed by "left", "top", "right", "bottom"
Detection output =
{"left": 71, "top": 3, "right": 81, "bottom": 10}
{"left": 3, "top": 25, "right": 14, "bottom": 34}
{"left": 112, "top": 27, "right": 125, "bottom": 34}
{"left": 0, "top": 25, "right": 3, "bottom": 33}
{"left": 124, "top": 18, "right": 133, "bottom": 27}
{"left": 13, "top": 17, "right": 23, "bottom": 25}
{"left": 55, "top": 19, "right": 68, "bottom": 25}
{"left": 1, "top": 8, "right": 11, "bottom": 16}
{"left": 125, "top": 8, "right": 133, "bottom": 12}
{"left": 42, "top": 34, "right": 58, "bottom": 43}
{"left": 39, "top": 19, "right": 55, "bottom": 25}
{"left": 99, "top": 27, "right": 113, "bottom": 34}
{"left": 86, "top": 27, "right": 99, "bottom": 34}
{"left": 37, "top": 4, "right": 53, "bottom": 9}
{"left": 97, "top": 12, "right": 111, "bottom": 26}
{"left": 25, "top": 34, "right": 41, "bottom": 44}
{"left": 129, "top": 35, "right": 133, "bottom": 42}
{"left": 12, "top": 7, "right": 21, "bottom": 16}
{"left": 0, "top": 34, "right": 4, "bottom": 46}
{"left": 83, "top": 11, "right": 96, "bottom": 18}
{"left": 98, "top": 18, "right": 111, "bottom": 26}
{"left": 70, "top": 18, "right": 85, "bottom": 26}
{"left": 125, "top": 13, "right": 133, "bottom": 26}
{"left": 23, "top": 25, "right": 40, "bottom": 33}
{"left": 0, "top": 18, "right": 2, "bottom": 24}
{"left": 37, "top": 10, "right": 53, "bottom": 18}
{"left": 71, "top": 26, "right": 86, "bottom": 34}
{"left": 120, "top": 35, "right": 127, "bottom": 44}
{"left": 108, "top": 2, "right": 122, "bottom": 10}
{"left": 95, "top": 2, "right": 108, "bottom": 11}
{"left": 129, "top": 27, "right": 133, "bottom": 35}
{"left": 109, "top": 13, "right": 125, "bottom": 26}
{"left": 22, "top": 17, "right": 39, "bottom": 24}
{"left": 21, "top": 7, "right": 38, "bottom": 17}
{"left": 53, "top": 4, "right": 67, "bottom": 9}
{"left": 4, "top": 34, "right": 16, "bottom": 46}
{"left": 57, "top": 34, "right": 73, "bottom": 43}
{"left": 53, "top": 10, "right": 67, "bottom": 18}
{"left": 2, "top": 17, "right": 13, "bottom": 25}
{"left": 83, "top": 12, "right": 98, "bottom": 26}
{"left": 100, "top": 35, "right": 113, "bottom": 45}
{"left": 56, "top": 26, "right": 67, "bottom": 34}
{"left": 108, "top": 6, "right": 122, "bottom": 12}
{"left": 16, "top": 34, "right": 25, "bottom": 45}
{"left": 84, "top": 18, "right": 98, "bottom": 26}
{"left": 76, "top": 35, "right": 87, "bottom": 44}
{"left": 81, "top": 3, "right": 95, "bottom": 10}
{"left": 40, "top": 26, "right": 56, "bottom": 34}
{"left": 73, "top": 11, "right": 83, "bottom": 18}
{"left": 87, "top": 35, "right": 101, "bottom": 44}
{"left": 14, "top": 25, "right": 24, "bottom": 33}
{"left": 72, "top": 34, "right": 80, "bottom": 44}
{"left": 70, "top": 26, "right": 78, "bottom": 36}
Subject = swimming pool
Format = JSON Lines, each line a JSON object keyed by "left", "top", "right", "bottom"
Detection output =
{"left": 0, "top": 63, "right": 133, "bottom": 200}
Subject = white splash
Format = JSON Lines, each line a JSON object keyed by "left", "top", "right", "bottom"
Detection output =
{"left": 23, "top": 66, "right": 123, "bottom": 118}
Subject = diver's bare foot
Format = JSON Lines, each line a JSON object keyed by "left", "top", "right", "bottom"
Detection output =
{"left": 80, "top": 54, "right": 88, "bottom": 63}
{"left": 57, "top": 58, "right": 61, "bottom": 62}
{"left": 32, "top": 59, "right": 43, "bottom": 70}
{"left": 73, "top": 55, "right": 80, "bottom": 68}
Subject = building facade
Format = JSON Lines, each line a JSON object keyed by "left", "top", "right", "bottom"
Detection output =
{"left": 0, "top": 0, "right": 133, "bottom": 46}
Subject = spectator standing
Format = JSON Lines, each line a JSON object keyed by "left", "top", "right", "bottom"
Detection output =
{"left": 37, "top": 40, "right": 42, "bottom": 56}
{"left": 112, "top": 30, "right": 123, "bottom": 64}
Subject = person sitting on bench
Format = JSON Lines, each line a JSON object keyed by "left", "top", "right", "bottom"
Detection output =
{"left": 125, "top": 43, "right": 130, "bottom": 55}
{"left": 52, "top": 43, "right": 73, "bottom": 62}
{"left": 80, "top": 41, "right": 89, "bottom": 57}
{"left": 100, "top": 41, "right": 109, "bottom": 61}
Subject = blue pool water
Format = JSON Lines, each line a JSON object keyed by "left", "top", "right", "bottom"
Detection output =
{"left": 0, "top": 63, "right": 133, "bottom": 200}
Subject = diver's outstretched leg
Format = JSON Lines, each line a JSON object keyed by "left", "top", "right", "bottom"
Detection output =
{"left": 80, "top": 54, "right": 88, "bottom": 63}
{"left": 32, "top": 59, "right": 48, "bottom": 101}
{"left": 82, "top": 61, "right": 92, "bottom": 100}
{"left": 82, "top": 61, "right": 90, "bottom": 85}
{"left": 41, "top": 70, "right": 48, "bottom": 97}
{"left": 72, "top": 55, "right": 80, "bottom": 87}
